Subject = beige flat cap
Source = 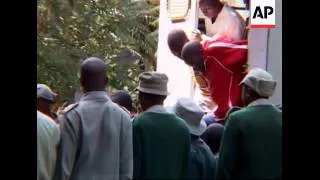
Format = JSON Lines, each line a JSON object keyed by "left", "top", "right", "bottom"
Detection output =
{"left": 137, "top": 72, "right": 169, "bottom": 96}
{"left": 240, "top": 68, "right": 277, "bottom": 97}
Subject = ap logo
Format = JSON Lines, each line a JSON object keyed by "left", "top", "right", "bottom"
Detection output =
{"left": 250, "top": 0, "right": 276, "bottom": 28}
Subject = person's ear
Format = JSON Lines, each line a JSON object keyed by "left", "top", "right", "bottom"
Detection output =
{"left": 53, "top": 94, "right": 59, "bottom": 104}
{"left": 105, "top": 76, "right": 109, "bottom": 85}
{"left": 80, "top": 75, "right": 84, "bottom": 87}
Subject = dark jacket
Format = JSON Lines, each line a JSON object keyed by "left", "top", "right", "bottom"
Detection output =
{"left": 133, "top": 110, "right": 190, "bottom": 179}
{"left": 50, "top": 111, "right": 61, "bottom": 124}
{"left": 217, "top": 102, "right": 282, "bottom": 180}
{"left": 188, "top": 135, "right": 217, "bottom": 180}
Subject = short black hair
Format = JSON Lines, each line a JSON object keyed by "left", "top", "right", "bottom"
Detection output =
{"left": 199, "top": 0, "right": 220, "bottom": 6}
{"left": 111, "top": 90, "right": 133, "bottom": 111}
{"left": 167, "top": 29, "right": 189, "bottom": 57}
{"left": 201, "top": 123, "right": 224, "bottom": 154}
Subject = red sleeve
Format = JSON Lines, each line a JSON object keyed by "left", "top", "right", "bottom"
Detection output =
{"left": 203, "top": 39, "right": 248, "bottom": 72}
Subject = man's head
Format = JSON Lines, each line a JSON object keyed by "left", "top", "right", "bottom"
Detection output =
{"left": 201, "top": 123, "right": 224, "bottom": 155}
{"left": 167, "top": 29, "right": 189, "bottom": 58}
{"left": 181, "top": 41, "right": 205, "bottom": 72}
{"left": 199, "top": 0, "right": 223, "bottom": 22}
{"left": 80, "top": 57, "right": 108, "bottom": 93}
{"left": 37, "top": 84, "right": 58, "bottom": 115}
{"left": 111, "top": 90, "right": 133, "bottom": 112}
{"left": 137, "top": 72, "right": 169, "bottom": 111}
{"left": 240, "top": 68, "right": 277, "bottom": 106}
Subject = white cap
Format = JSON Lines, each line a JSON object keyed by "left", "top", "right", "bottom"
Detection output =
{"left": 240, "top": 68, "right": 277, "bottom": 97}
{"left": 172, "top": 98, "right": 206, "bottom": 136}
{"left": 37, "top": 84, "right": 57, "bottom": 102}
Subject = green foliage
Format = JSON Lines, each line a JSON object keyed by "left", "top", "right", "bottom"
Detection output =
{"left": 37, "top": 0, "right": 159, "bottom": 110}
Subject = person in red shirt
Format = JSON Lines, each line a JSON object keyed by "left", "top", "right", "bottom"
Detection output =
{"left": 181, "top": 38, "right": 248, "bottom": 121}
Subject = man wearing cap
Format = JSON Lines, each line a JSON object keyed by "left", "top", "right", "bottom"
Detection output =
{"left": 37, "top": 84, "right": 61, "bottom": 124}
{"left": 133, "top": 72, "right": 190, "bottom": 179}
{"left": 37, "top": 110, "right": 60, "bottom": 180}
{"left": 54, "top": 57, "right": 133, "bottom": 180}
{"left": 217, "top": 68, "right": 282, "bottom": 180}
{"left": 172, "top": 98, "right": 216, "bottom": 180}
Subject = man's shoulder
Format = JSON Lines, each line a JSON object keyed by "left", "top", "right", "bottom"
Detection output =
{"left": 191, "top": 140, "right": 216, "bottom": 162}
{"left": 133, "top": 112, "right": 159, "bottom": 124}
{"left": 134, "top": 112, "right": 184, "bottom": 125}
{"left": 37, "top": 111, "right": 58, "bottom": 127}
{"left": 235, "top": 105, "right": 279, "bottom": 115}
{"left": 204, "top": 38, "right": 247, "bottom": 49}
{"left": 108, "top": 102, "right": 132, "bottom": 121}
{"left": 221, "top": 4, "right": 246, "bottom": 24}
{"left": 37, "top": 111, "right": 60, "bottom": 137}
{"left": 137, "top": 112, "right": 181, "bottom": 119}
{"left": 228, "top": 105, "right": 281, "bottom": 124}
{"left": 227, "top": 107, "right": 253, "bottom": 121}
{"left": 225, "top": 108, "right": 249, "bottom": 126}
{"left": 65, "top": 101, "right": 131, "bottom": 121}
{"left": 63, "top": 103, "right": 79, "bottom": 114}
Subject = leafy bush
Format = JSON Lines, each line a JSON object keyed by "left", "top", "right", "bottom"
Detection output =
{"left": 37, "top": 0, "right": 159, "bottom": 110}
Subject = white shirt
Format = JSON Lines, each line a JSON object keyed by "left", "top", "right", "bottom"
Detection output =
{"left": 207, "top": 5, "right": 246, "bottom": 41}
{"left": 37, "top": 111, "right": 60, "bottom": 180}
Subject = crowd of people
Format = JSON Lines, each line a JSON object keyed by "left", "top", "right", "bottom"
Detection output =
{"left": 37, "top": 59, "right": 281, "bottom": 180}
{"left": 37, "top": 0, "right": 281, "bottom": 180}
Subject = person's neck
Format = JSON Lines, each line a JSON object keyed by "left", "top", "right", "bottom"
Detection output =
{"left": 143, "top": 103, "right": 163, "bottom": 111}
{"left": 246, "top": 97, "right": 268, "bottom": 106}
{"left": 38, "top": 109, "right": 52, "bottom": 118}
{"left": 194, "top": 56, "right": 205, "bottom": 73}
{"left": 83, "top": 88, "right": 106, "bottom": 93}
{"left": 217, "top": 3, "right": 224, "bottom": 12}
{"left": 199, "top": 63, "right": 205, "bottom": 73}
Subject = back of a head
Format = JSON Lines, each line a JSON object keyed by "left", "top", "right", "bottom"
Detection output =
{"left": 111, "top": 90, "right": 133, "bottom": 112}
{"left": 201, "top": 123, "right": 224, "bottom": 155}
{"left": 181, "top": 41, "right": 203, "bottom": 65}
{"left": 199, "top": 0, "right": 221, "bottom": 6}
{"left": 167, "top": 29, "right": 189, "bottom": 57}
{"left": 81, "top": 57, "right": 107, "bottom": 92}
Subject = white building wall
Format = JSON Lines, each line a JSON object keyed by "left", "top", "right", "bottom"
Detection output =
{"left": 267, "top": 0, "right": 282, "bottom": 106}
{"left": 156, "top": 0, "right": 198, "bottom": 107}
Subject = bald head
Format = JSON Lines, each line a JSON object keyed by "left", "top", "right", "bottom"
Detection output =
{"left": 181, "top": 41, "right": 205, "bottom": 72}
{"left": 80, "top": 57, "right": 107, "bottom": 92}
{"left": 167, "top": 29, "right": 189, "bottom": 58}
{"left": 199, "top": 0, "right": 220, "bottom": 6}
